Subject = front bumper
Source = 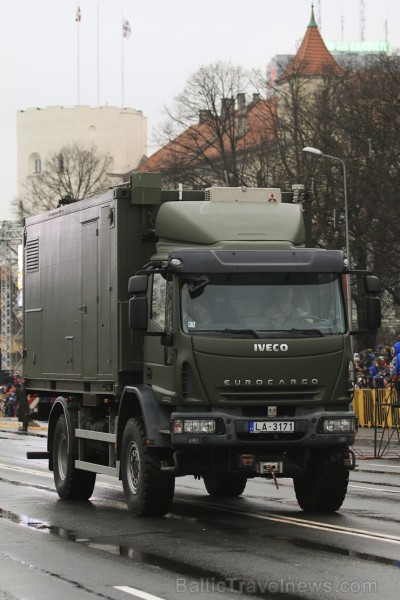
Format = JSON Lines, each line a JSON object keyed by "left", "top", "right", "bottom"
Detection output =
{"left": 170, "top": 410, "right": 356, "bottom": 449}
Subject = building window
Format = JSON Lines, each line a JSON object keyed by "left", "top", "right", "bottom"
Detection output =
{"left": 29, "top": 152, "right": 41, "bottom": 174}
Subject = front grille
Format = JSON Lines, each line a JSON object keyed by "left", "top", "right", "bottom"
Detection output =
{"left": 220, "top": 386, "right": 319, "bottom": 403}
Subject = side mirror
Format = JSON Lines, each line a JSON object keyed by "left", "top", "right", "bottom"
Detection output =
{"left": 364, "top": 275, "right": 381, "bottom": 331}
{"left": 128, "top": 275, "right": 148, "bottom": 331}
{"left": 128, "top": 275, "right": 148, "bottom": 294}
{"left": 364, "top": 275, "right": 381, "bottom": 295}
{"left": 366, "top": 296, "right": 381, "bottom": 330}
{"left": 129, "top": 296, "right": 148, "bottom": 330}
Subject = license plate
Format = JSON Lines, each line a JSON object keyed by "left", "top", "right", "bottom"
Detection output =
{"left": 249, "top": 420, "right": 294, "bottom": 433}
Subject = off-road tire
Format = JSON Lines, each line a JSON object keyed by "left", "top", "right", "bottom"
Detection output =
{"left": 121, "top": 418, "right": 175, "bottom": 517}
{"left": 203, "top": 473, "right": 247, "bottom": 497}
{"left": 53, "top": 414, "right": 96, "bottom": 500}
{"left": 293, "top": 448, "right": 349, "bottom": 512}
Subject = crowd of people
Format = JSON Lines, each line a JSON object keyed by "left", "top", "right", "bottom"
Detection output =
{"left": 0, "top": 372, "right": 30, "bottom": 431}
{"left": 0, "top": 372, "right": 23, "bottom": 417}
{"left": 354, "top": 340, "right": 400, "bottom": 391}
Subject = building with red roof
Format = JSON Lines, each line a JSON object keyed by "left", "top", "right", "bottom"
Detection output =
{"left": 280, "top": 7, "right": 341, "bottom": 79}
{"left": 138, "top": 7, "right": 341, "bottom": 187}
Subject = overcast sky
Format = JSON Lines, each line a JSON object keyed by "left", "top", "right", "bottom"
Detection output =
{"left": 0, "top": 0, "right": 398, "bottom": 221}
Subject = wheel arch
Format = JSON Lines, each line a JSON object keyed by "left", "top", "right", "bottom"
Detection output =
{"left": 47, "top": 397, "right": 77, "bottom": 471}
{"left": 117, "top": 385, "right": 172, "bottom": 461}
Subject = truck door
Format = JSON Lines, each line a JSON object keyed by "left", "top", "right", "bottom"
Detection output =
{"left": 98, "top": 206, "right": 112, "bottom": 375}
{"left": 81, "top": 219, "right": 98, "bottom": 378}
{"left": 143, "top": 273, "right": 174, "bottom": 398}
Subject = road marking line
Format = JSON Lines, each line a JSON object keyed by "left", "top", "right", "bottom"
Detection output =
{"left": 0, "top": 463, "right": 52, "bottom": 478}
{"left": 114, "top": 586, "right": 165, "bottom": 600}
{"left": 2, "top": 462, "right": 400, "bottom": 545}
{"left": 372, "top": 463, "right": 400, "bottom": 468}
{"left": 177, "top": 498, "right": 400, "bottom": 545}
{"left": 349, "top": 484, "right": 400, "bottom": 494}
{"left": 0, "top": 463, "right": 123, "bottom": 489}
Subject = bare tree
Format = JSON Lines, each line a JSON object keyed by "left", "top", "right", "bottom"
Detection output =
{"left": 249, "top": 53, "right": 400, "bottom": 341}
{"left": 13, "top": 142, "right": 113, "bottom": 220}
{"left": 297, "top": 53, "right": 400, "bottom": 340}
{"left": 154, "top": 61, "right": 262, "bottom": 188}
{"left": 153, "top": 53, "right": 400, "bottom": 337}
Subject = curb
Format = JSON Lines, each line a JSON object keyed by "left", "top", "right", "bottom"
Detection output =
{"left": 0, "top": 419, "right": 48, "bottom": 435}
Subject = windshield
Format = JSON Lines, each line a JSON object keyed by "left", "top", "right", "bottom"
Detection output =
{"left": 180, "top": 273, "right": 346, "bottom": 336}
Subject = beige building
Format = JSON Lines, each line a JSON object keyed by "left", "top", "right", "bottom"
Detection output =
{"left": 17, "top": 105, "right": 147, "bottom": 194}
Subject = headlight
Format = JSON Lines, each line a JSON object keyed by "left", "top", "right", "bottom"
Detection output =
{"left": 172, "top": 418, "right": 218, "bottom": 434}
{"left": 185, "top": 419, "right": 216, "bottom": 433}
{"left": 321, "top": 417, "right": 356, "bottom": 433}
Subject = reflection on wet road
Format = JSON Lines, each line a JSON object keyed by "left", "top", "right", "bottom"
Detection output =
{"left": 0, "top": 434, "right": 400, "bottom": 600}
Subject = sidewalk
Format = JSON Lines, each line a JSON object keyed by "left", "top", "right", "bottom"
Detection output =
{"left": 355, "top": 424, "right": 400, "bottom": 461}
{"left": 0, "top": 417, "right": 48, "bottom": 436}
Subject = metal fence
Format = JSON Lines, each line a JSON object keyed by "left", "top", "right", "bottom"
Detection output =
{"left": 353, "top": 387, "right": 400, "bottom": 428}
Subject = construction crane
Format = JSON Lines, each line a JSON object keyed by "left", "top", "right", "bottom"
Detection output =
{"left": 0, "top": 221, "right": 23, "bottom": 374}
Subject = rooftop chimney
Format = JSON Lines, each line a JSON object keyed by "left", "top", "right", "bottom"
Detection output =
{"left": 198, "top": 109, "right": 212, "bottom": 124}
{"left": 221, "top": 97, "right": 235, "bottom": 120}
{"left": 236, "top": 93, "right": 246, "bottom": 112}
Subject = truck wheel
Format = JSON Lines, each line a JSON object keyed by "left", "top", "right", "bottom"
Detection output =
{"left": 53, "top": 414, "right": 96, "bottom": 500}
{"left": 121, "top": 418, "right": 175, "bottom": 517}
{"left": 203, "top": 473, "right": 247, "bottom": 497}
{"left": 293, "top": 448, "right": 349, "bottom": 512}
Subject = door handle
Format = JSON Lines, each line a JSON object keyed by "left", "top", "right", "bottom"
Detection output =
{"left": 78, "top": 304, "right": 87, "bottom": 314}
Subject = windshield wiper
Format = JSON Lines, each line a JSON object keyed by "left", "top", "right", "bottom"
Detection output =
{"left": 190, "top": 328, "right": 323, "bottom": 338}
{"left": 290, "top": 328, "right": 323, "bottom": 336}
{"left": 194, "top": 328, "right": 261, "bottom": 338}
{"left": 253, "top": 328, "right": 324, "bottom": 338}
{"left": 221, "top": 328, "right": 262, "bottom": 338}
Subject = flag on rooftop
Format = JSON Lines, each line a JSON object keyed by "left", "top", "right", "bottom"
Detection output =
{"left": 122, "top": 18, "right": 131, "bottom": 38}
{"left": 75, "top": 5, "right": 81, "bottom": 22}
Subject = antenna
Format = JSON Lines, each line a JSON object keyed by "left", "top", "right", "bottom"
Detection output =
{"left": 317, "top": 0, "right": 321, "bottom": 30}
{"left": 360, "top": 0, "right": 366, "bottom": 42}
{"left": 341, "top": 9, "right": 344, "bottom": 42}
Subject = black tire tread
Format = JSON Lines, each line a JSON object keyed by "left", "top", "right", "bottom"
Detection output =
{"left": 122, "top": 418, "right": 174, "bottom": 517}
{"left": 203, "top": 473, "right": 247, "bottom": 497}
{"left": 53, "top": 415, "right": 96, "bottom": 501}
{"left": 293, "top": 448, "right": 349, "bottom": 513}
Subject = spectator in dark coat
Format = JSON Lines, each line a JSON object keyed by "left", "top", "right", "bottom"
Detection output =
{"left": 15, "top": 385, "right": 30, "bottom": 431}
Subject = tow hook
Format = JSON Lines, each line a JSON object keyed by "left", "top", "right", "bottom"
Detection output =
{"left": 345, "top": 448, "right": 356, "bottom": 470}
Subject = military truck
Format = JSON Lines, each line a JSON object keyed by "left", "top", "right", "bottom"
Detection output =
{"left": 25, "top": 173, "right": 381, "bottom": 516}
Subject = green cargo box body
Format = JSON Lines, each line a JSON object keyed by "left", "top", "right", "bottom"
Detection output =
{"left": 23, "top": 188, "right": 156, "bottom": 397}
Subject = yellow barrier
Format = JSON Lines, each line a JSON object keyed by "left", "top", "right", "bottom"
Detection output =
{"left": 353, "top": 388, "right": 400, "bottom": 428}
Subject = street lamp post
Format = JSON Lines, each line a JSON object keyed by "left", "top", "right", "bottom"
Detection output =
{"left": 302, "top": 147, "right": 350, "bottom": 268}
{"left": 302, "top": 146, "right": 352, "bottom": 326}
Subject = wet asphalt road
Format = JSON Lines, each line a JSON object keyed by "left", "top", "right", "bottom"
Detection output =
{"left": 0, "top": 430, "right": 399, "bottom": 600}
